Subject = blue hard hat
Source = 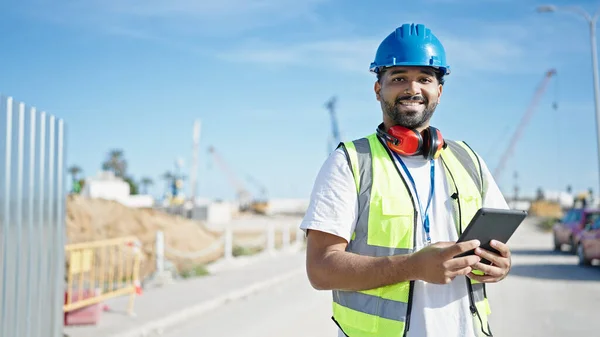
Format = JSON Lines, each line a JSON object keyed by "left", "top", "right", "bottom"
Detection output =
{"left": 370, "top": 23, "right": 450, "bottom": 76}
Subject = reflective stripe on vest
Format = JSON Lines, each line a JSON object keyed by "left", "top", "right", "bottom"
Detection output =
{"left": 333, "top": 134, "right": 492, "bottom": 337}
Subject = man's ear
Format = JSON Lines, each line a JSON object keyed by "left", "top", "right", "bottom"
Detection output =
{"left": 437, "top": 83, "right": 443, "bottom": 103}
{"left": 374, "top": 81, "right": 381, "bottom": 101}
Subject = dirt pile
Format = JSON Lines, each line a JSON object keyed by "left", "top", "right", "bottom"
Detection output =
{"left": 66, "top": 195, "right": 224, "bottom": 279}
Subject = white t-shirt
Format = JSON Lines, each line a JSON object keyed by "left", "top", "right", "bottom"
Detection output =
{"left": 300, "top": 141, "right": 509, "bottom": 337}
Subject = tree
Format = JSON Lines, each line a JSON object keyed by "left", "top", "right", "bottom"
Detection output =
{"left": 124, "top": 176, "right": 139, "bottom": 195}
{"left": 162, "top": 171, "right": 174, "bottom": 196}
{"left": 536, "top": 187, "right": 545, "bottom": 201}
{"left": 140, "top": 177, "right": 154, "bottom": 195}
{"left": 68, "top": 165, "right": 83, "bottom": 194}
{"left": 102, "top": 149, "right": 127, "bottom": 178}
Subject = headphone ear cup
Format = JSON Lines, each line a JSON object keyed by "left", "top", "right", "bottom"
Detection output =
{"left": 427, "top": 126, "right": 444, "bottom": 159}
{"left": 388, "top": 126, "right": 422, "bottom": 156}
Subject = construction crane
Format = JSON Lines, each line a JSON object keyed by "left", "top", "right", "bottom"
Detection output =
{"left": 325, "top": 96, "right": 341, "bottom": 152}
{"left": 207, "top": 146, "right": 268, "bottom": 214}
{"left": 493, "top": 69, "right": 557, "bottom": 181}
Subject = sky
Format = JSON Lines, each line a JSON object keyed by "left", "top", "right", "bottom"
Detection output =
{"left": 1, "top": 0, "right": 600, "bottom": 202}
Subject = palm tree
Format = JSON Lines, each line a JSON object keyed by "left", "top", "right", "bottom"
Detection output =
{"left": 162, "top": 171, "right": 174, "bottom": 196}
{"left": 102, "top": 149, "right": 127, "bottom": 178}
{"left": 68, "top": 165, "right": 82, "bottom": 193}
{"left": 68, "top": 165, "right": 81, "bottom": 180}
{"left": 140, "top": 177, "right": 154, "bottom": 195}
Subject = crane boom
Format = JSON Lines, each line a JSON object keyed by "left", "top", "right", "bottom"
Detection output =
{"left": 493, "top": 69, "right": 557, "bottom": 180}
{"left": 207, "top": 146, "right": 252, "bottom": 208}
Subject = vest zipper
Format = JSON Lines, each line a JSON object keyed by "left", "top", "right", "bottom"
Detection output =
{"left": 466, "top": 279, "right": 477, "bottom": 314}
{"left": 378, "top": 137, "right": 417, "bottom": 336}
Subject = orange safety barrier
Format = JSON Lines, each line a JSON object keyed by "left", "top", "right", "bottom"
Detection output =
{"left": 63, "top": 236, "right": 143, "bottom": 316}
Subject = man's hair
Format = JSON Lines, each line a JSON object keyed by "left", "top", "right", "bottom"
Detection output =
{"left": 376, "top": 67, "right": 445, "bottom": 86}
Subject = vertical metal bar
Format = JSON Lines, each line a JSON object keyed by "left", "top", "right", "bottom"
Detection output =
{"left": 109, "top": 247, "right": 115, "bottom": 291}
{"left": 46, "top": 115, "right": 56, "bottom": 336}
{"left": 117, "top": 245, "right": 123, "bottom": 286}
{"left": 25, "top": 106, "right": 36, "bottom": 337}
{"left": 55, "top": 118, "right": 65, "bottom": 337}
{"left": 98, "top": 246, "right": 105, "bottom": 294}
{"left": 123, "top": 245, "right": 130, "bottom": 286}
{"left": 1, "top": 96, "right": 13, "bottom": 337}
{"left": 35, "top": 111, "right": 46, "bottom": 337}
{"left": 0, "top": 96, "right": 4, "bottom": 337}
{"left": 78, "top": 250, "right": 84, "bottom": 305}
{"left": 13, "top": 102, "right": 25, "bottom": 337}
{"left": 156, "top": 231, "right": 165, "bottom": 273}
{"left": 89, "top": 248, "right": 96, "bottom": 294}
{"left": 66, "top": 252, "right": 73, "bottom": 306}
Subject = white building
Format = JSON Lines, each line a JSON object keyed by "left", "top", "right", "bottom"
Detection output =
{"left": 81, "top": 171, "right": 154, "bottom": 208}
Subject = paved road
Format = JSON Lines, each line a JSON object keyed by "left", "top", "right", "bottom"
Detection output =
{"left": 163, "top": 271, "right": 335, "bottom": 337}
{"left": 164, "top": 218, "right": 600, "bottom": 337}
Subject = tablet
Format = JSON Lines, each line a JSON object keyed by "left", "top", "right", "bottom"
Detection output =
{"left": 455, "top": 208, "right": 528, "bottom": 264}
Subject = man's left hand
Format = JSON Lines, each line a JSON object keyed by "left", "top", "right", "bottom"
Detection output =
{"left": 467, "top": 240, "right": 511, "bottom": 283}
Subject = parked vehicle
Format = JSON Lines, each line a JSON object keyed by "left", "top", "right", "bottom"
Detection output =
{"left": 576, "top": 218, "right": 600, "bottom": 266}
{"left": 552, "top": 208, "right": 600, "bottom": 253}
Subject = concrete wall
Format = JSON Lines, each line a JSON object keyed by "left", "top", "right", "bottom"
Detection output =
{"left": 81, "top": 171, "right": 130, "bottom": 200}
{"left": 192, "top": 202, "right": 232, "bottom": 225}
{"left": 264, "top": 198, "right": 309, "bottom": 216}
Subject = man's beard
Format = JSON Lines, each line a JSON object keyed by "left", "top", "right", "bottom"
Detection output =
{"left": 383, "top": 95, "right": 438, "bottom": 129}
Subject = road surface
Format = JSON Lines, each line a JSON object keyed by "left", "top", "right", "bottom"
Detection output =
{"left": 164, "top": 218, "right": 600, "bottom": 337}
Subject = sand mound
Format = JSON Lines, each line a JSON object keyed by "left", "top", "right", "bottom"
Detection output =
{"left": 66, "top": 195, "right": 223, "bottom": 279}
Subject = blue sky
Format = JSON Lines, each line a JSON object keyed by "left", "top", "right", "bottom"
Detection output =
{"left": 1, "top": 0, "right": 600, "bottom": 201}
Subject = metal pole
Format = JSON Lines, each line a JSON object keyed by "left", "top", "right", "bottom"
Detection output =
{"left": 589, "top": 17, "right": 600, "bottom": 205}
{"left": 156, "top": 231, "right": 165, "bottom": 274}
{"left": 190, "top": 119, "right": 201, "bottom": 208}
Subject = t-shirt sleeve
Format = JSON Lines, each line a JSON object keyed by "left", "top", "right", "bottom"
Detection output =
{"left": 299, "top": 148, "right": 358, "bottom": 243}
{"left": 478, "top": 154, "right": 509, "bottom": 210}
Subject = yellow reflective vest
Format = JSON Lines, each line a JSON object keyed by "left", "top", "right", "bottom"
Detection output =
{"left": 333, "top": 133, "right": 493, "bottom": 337}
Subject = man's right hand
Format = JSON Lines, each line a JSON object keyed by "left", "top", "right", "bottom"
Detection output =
{"left": 408, "top": 240, "right": 482, "bottom": 284}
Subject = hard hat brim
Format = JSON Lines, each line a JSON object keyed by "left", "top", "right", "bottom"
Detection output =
{"left": 370, "top": 63, "right": 451, "bottom": 76}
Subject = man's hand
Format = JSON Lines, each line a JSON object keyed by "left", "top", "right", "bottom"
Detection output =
{"left": 408, "top": 240, "right": 482, "bottom": 284}
{"left": 468, "top": 240, "right": 511, "bottom": 283}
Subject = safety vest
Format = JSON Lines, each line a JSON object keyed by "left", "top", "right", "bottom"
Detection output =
{"left": 333, "top": 133, "right": 493, "bottom": 337}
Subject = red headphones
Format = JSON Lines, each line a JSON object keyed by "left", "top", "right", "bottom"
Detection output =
{"left": 376, "top": 123, "right": 446, "bottom": 160}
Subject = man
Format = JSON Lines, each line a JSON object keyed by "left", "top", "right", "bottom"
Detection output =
{"left": 300, "top": 23, "right": 511, "bottom": 337}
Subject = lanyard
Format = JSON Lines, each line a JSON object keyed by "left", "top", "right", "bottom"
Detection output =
{"left": 392, "top": 152, "right": 435, "bottom": 244}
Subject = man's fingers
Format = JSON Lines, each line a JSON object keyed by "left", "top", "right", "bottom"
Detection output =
{"left": 449, "top": 266, "right": 474, "bottom": 278}
{"left": 490, "top": 240, "right": 511, "bottom": 258}
{"left": 474, "top": 248, "right": 509, "bottom": 268}
{"left": 472, "top": 262, "right": 504, "bottom": 277}
{"left": 443, "top": 240, "right": 481, "bottom": 259}
{"left": 444, "top": 255, "right": 481, "bottom": 271}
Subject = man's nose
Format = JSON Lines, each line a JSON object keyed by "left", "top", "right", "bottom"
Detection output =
{"left": 404, "top": 81, "right": 421, "bottom": 95}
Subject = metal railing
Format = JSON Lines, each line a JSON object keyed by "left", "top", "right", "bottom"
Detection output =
{"left": 152, "top": 224, "right": 305, "bottom": 282}
{"left": 0, "top": 94, "right": 66, "bottom": 337}
{"left": 64, "top": 236, "right": 143, "bottom": 316}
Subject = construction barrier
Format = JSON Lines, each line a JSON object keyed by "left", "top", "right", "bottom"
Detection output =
{"left": 0, "top": 94, "right": 67, "bottom": 337}
{"left": 64, "top": 236, "right": 143, "bottom": 317}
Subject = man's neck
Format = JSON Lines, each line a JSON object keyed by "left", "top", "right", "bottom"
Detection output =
{"left": 383, "top": 121, "right": 430, "bottom": 133}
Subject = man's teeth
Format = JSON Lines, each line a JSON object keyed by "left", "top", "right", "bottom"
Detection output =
{"left": 399, "top": 101, "right": 422, "bottom": 105}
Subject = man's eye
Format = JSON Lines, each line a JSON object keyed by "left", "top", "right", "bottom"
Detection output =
{"left": 392, "top": 77, "right": 404, "bottom": 82}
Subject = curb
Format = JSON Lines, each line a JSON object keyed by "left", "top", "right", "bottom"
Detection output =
{"left": 108, "top": 266, "right": 305, "bottom": 337}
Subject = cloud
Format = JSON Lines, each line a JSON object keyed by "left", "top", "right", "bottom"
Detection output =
{"left": 215, "top": 23, "right": 553, "bottom": 76}
{"left": 217, "top": 38, "right": 380, "bottom": 74}
{"left": 22, "top": 0, "right": 331, "bottom": 38}
{"left": 214, "top": 11, "right": 591, "bottom": 78}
